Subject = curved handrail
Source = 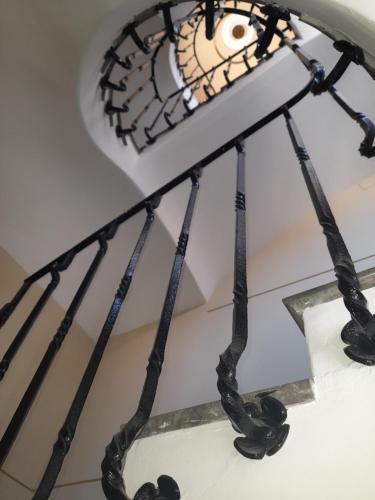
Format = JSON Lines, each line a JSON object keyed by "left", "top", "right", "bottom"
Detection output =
{"left": 101, "top": 1, "right": 298, "bottom": 151}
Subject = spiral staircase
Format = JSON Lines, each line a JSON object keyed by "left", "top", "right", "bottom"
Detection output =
{"left": 1, "top": 1, "right": 375, "bottom": 499}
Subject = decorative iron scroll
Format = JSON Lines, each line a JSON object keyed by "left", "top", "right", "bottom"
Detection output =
{"left": 101, "top": 171, "right": 201, "bottom": 500}
{"left": 284, "top": 107, "right": 375, "bottom": 365}
{"left": 282, "top": 37, "right": 375, "bottom": 158}
{"left": 328, "top": 87, "right": 375, "bottom": 159}
{"left": 255, "top": 3, "right": 290, "bottom": 59}
{"left": 313, "top": 40, "right": 365, "bottom": 95}
{"left": 33, "top": 203, "right": 157, "bottom": 500}
{"left": 216, "top": 141, "right": 289, "bottom": 460}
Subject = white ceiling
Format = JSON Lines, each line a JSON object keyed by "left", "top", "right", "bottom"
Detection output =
{"left": 1, "top": 1, "right": 375, "bottom": 340}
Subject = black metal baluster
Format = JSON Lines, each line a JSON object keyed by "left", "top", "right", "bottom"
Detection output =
{"left": 124, "top": 79, "right": 152, "bottom": 107}
{"left": 328, "top": 87, "right": 375, "bottom": 158}
{"left": 217, "top": 141, "right": 289, "bottom": 460}
{"left": 284, "top": 107, "right": 375, "bottom": 365}
{"left": 223, "top": 53, "right": 234, "bottom": 89}
{"left": 33, "top": 202, "right": 158, "bottom": 500}
{"left": 255, "top": 3, "right": 290, "bottom": 59}
{"left": 168, "top": 91, "right": 184, "bottom": 117}
{"left": 120, "top": 60, "right": 152, "bottom": 84}
{"left": 0, "top": 237, "right": 109, "bottom": 468}
{"left": 102, "top": 48, "right": 132, "bottom": 74}
{"left": 105, "top": 101, "right": 129, "bottom": 127}
{"left": 205, "top": 0, "right": 215, "bottom": 40}
{"left": 313, "top": 41, "right": 365, "bottom": 95}
{"left": 144, "top": 99, "right": 171, "bottom": 144}
{"left": 0, "top": 281, "right": 33, "bottom": 329}
{"left": 187, "top": 63, "right": 200, "bottom": 81}
{"left": 131, "top": 95, "right": 158, "bottom": 129}
{"left": 100, "top": 77, "right": 127, "bottom": 101}
{"left": 203, "top": 83, "right": 213, "bottom": 101}
{"left": 223, "top": 68, "right": 233, "bottom": 87}
{"left": 160, "top": 2, "right": 176, "bottom": 43}
{"left": 0, "top": 271, "right": 60, "bottom": 382}
{"left": 283, "top": 37, "right": 375, "bottom": 158}
{"left": 179, "top": 54, "right": 195, "bottom": 68}
{"left": 204, "top": 68, "right": 215, "bottom": 95}
{"left": 243, "top": 51, "right": 253, "bottom": 73}
{"left": 128, "top": 23, "right": 151, "bottom": 54}
{"left": 251, "top": 12, "right": 264, "bottom": 42}
{"left": 249, "top": 1, "right": 256, "bottom": 17}
{"left": 116, "top": 113, "right": 136, "bottom": 147}
{"left": 101, "top": 170, "right": 201, "bottom": 500}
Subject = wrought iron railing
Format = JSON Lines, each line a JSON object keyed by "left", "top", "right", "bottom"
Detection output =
{"left": 100, "top": 1, "right": 298, "bottom": 152}
{"left": 1, "top": 1, "right": 375, "bottom": 499}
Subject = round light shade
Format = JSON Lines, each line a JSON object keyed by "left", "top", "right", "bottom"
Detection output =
{"left": 221, "top": 14, "right": 255, "bottom": 51}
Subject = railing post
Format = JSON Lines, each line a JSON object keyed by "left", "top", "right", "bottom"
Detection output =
{"left": 160, "top": 2, "right": 176, "bottom": 43}
{"left": 205, "top": 0, "right": 215, "bottom": 40}
{"left": 0, "top": 270, "right": 60, "bottom": 382}
{"left": 283, "top": 38, "right": 375, "bottom": 158}
{"left": 101, "top": 170, "right": 201, "bottom": 500}
{"left": 127, "top": 23, "right": 151, "bottom": 54}
{"left": 0, "top": 281, "right": 33, "bottom": 329}
{"left": 33, "top": 201, "right": 158, "bottom": 500}
{"left": 216, "top": 141, "right": 289, "bottom": 460}
{"left": 328, "top": 87, "right": 375, "bottom": 158}
{"left": 313, "top": 40, "right": 365, "bottom": 95}
{"left": 255, "top": 3, "right": 290, "bottom": 59}
{"left": 0, "top": 236, "right": 109, "bottom": 468}
{"left": 284, "top": 107, "right": 375, "bottom": 365}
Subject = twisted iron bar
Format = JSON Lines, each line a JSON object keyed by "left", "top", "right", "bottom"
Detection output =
{"left": 101, "top": 170, "right": 201, "bottom": 500}
{"left": 283, "top": 37, "right": 375, "bottom": 158}
{"left": 33, "top": 203, "right": 157, "bottom": 500}
{"left": 0, "top": 236, "right": 109, "bottom": 468}
{"left": 0, "top": 270, "right": 60, "bottom": 382}
{"left": 0, "top": 38, "right": 325, "bottom": 496}
{"left": 216, "top": 141, "right": 289, "bottom": 460}
{"left": 0, "top": 281, "right": 32, "bottom": 329}
{"left": 284, "top": 108, "right": 375, "bottom": 365}
{"left": 255, "top": 2, "right": 291, "bottom": 59}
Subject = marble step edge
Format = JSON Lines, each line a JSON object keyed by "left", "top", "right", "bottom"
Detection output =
{"left": 283, "top": 266, "right": 375, "bottom": 335}
{"left": 137, "top": 378, "right": 314, "bottom": 440}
